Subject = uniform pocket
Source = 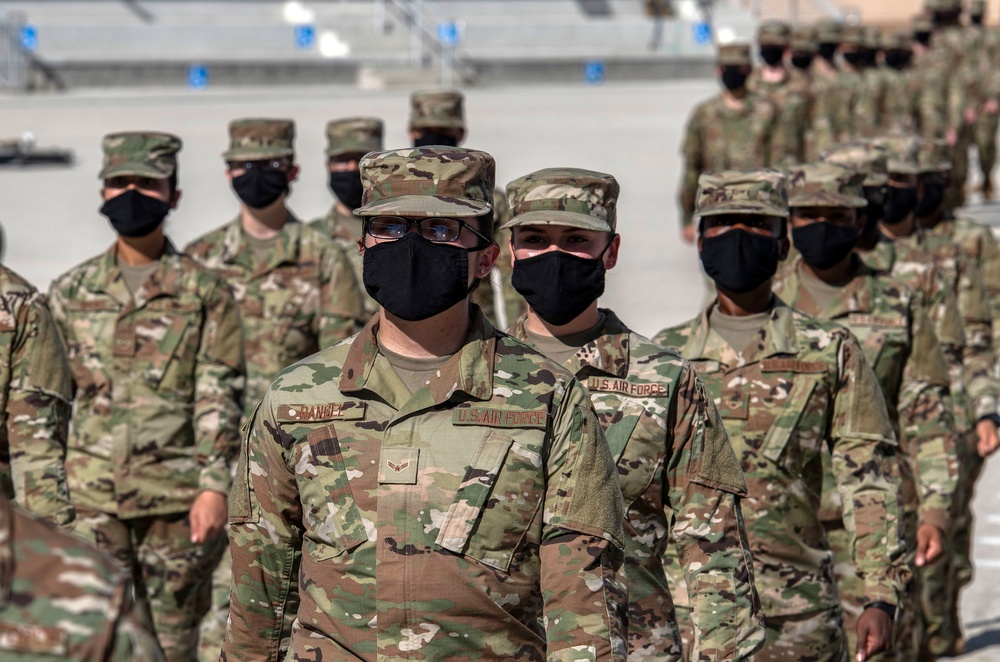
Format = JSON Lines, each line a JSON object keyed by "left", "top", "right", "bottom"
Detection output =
{"left": 760, "top": 375, "right": 821, "bottom": 470}
{"left": 138, "top": 300, "right": 202, "bottom": 396}
{"left": 299, "top": 424, "right": 367, "bottom": 559}
{"left": 692, "top": 571, "right": 737, "bottom": 661}
{"left": 435, "top": 429, "right": 544, "bottom": 572}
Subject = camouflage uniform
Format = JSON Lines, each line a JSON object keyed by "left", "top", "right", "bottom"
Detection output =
{"left": 774, "top": 163, "right": 959, "bottom": 660}
{"left": 790, "top": 27, "right": 821, "bottom": 160}
{"left": 222, "top": 147, "right": 629, "bottom": 661}
{"left": 502, "top": 168, "right": 765, "bottom": 660}
{"left": 678, "top": 43, "right": 781, "bottom": 228}
{"left": 186, "top": 119, "right": 364, "bottom": 662}
{"left": 748, "top": 21, "right": 810, "bottom": 164}
{"left": 47, "top": 132, "right": 245, "bottom": 662}
{"left": 0, "top": 264, "right": 74, "bottom": 528}
{"left": 968, "top": 0, "right": 1000, "bottom": 195}
{"left": 810, "top": 20, "right": 846, "bottom": 157}
{"left": 310, "top": 117, "right": 383, "bottom": 321}
{"left": 832, "top": 25, "right": 867, "bottom": 141}
{"left": 880, "top": 31, "right": 923, "bottom": 135}
{"left": 0, "top": 491, "right": 164, "bottom": 660}
{"left": 657, "top": 170, "right": 907, "bottom": 662}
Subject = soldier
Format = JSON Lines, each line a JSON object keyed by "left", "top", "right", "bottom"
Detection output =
{"left": 0, "top": 491, "right": 164, "bottom": 660}
{"left": 222, "top": 147, "right": 629, "bottom": 660}
{"left": 789, "top": 27, "right": 822, "bottom": 160}
{"left": 502, "top": 167, "right": 765, "bottom": 660}
{"left": 835, "top": 25, "right": 868, "bottom": 140}
{"left": 880, "top": 31, "right": 922, "bottom": 134}
{"left": 678, "top": 43, "right": 780, "bottom": 243}
{"left": 47, "top": 132, "right": 246, "bottom": 661}
{"left": 407, "top": 89, "right": 524, "bottom": 329}
{"left": 968, "top": 0, "right": 1000, "bottom": 198}
{"left": 184, "top": 119, "right": 364, "bottom": 661}
{"left": 773, "top": 162, "right": 958, "bottom": 660}
{"left": 656, "top": 169, "right": 907, "bottom": 662}
{"left": 858, "top": 26, "right": 890, "bottom": 137}
{"left": 0, "top": 262, "right": 74, "bottom": 528}
{"left": 811, "top": 19, "right": 846, "bottom": 157}
{"left": 310, "top": 117, "right": 384, "bottom": 319}
{"left": 749, "top": 21, "right": 809, "bottom": 164}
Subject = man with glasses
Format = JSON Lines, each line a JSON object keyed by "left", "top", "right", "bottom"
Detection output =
{"left": 222, "top": 147, "right": 629, "bottom": 660}
{"left": 655, "top": 169, "right": 906, "bottom": 662}
{"left": 184, "top": 118, "right": 364, "bottom": 661}
{"left": 311, "top": 117, "right": 383, "bottom": 320}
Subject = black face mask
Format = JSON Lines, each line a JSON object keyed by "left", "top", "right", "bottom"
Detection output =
{"left": 362, "top": 232, "right": 475, "bottom": 321}
{"left": 791, "top": 54, "right": 815, "bottom": 69}
{"left": 916, "top": 181, "right": 947, "bottom": 217}
{"left": 915, "top": 31, "right": 932, "bottom": 46}
{"left": 511, "top": 247, "right": 609, "bottom": 326}
{"left": 861, "top": 49, "right": 878, "bottom": 67}
{"left": 883, "top": 186, "right": 919, "bottom": 224}
{"left": 232, "top": 168, "right": 288, "bottom": 209}
{"left": 328, "top": 170, "right": 365, "bottom": 210}
{"left": 843, "top": 50, "right": 864, "bottom": 66}
{"left": 792, "top": 221, "right": 860, "bottom": 270}
{"left": 413, "top": 131, "right": 459, "bottom": 148}
{"left": 884, "top": 50, "right": 911, "bottom": 69}
{"left": 863, "top": 187, "right": 886, "bottom": 233}
{"left": 100, "top": 189, "right": 171, "bottom": 238}
{"left": 759, "top": 46, "right": 785, "bottom": 66}
{"left": 819, "top": 42, "right": 839, "bottom": 61}
{"left": 721, "top": 68, "right": 749, "bottom": 91}
{"left": 700, "top": 229, "right": 781, "bottom": 294}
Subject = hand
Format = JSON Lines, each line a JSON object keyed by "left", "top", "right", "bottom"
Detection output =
{"left": 916, "top": 523, "right": 945, "bottom": 567}
{"left": 966, "top": 107, "right": 978, "bottom": 124}
{"left": 682, "top": 225, "right": 696, "bottom": 244}
{"left": 190, "top": 490, "right": 228, "bottom": 543}
{"left": 985, "top": 99, "right": 999, "bottom": 115}
{"left": 855, "top": 607, "right": 893, "bottom": 661}
{"left": 947, "top": 129, "right": 958, "bottom": 146}
{"left": 976, "top": 417, "right": 1000, "bottom": 458}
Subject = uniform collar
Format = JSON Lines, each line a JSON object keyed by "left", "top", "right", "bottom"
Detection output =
{"left": 684, "top": 296, "right": 799, "bottom": 366}
{"left": 508, "top": 309, "right": 630, "bottom": 380}
{"left": 778, "top": 254, "right": 876, "bottom": 319}
{"left": 221, "top": 211, "right": 302, "bottom": 274}
{"left": 96, "top": 240, "right": 183, "bottom": 308}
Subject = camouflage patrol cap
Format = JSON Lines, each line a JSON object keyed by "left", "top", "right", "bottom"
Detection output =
{"left": 919, "top": 138, "right": 953, "bottom": 172}
{"left": 325, "top": 117, "right": 383, "bottom": 158}
{"left": 841, "top": 24, "right": 865, "bottom": 46}
{"left": 99, "top": 132, "right": 181, "bottom": 180}
{"left": 970, "top": 0, "right": 986, "bottom": 13}
{"left": 868, "top": 134, "right": 922, "bottom": 174}
{"left": 354, "top": 147, "right": 494, "bottom": 218}
{"left": 695, "top": 169, "right": 789, "bottom": 220}
{"left": 223, "top": 118, "right": 295, "bottom": 161}
{"left": 821, "top": 141, "right": 890, "bottom": 186}
{"left": 501, "top": 168, "right": 619, "bottom": 233}
{"left": 717, "top": 42, "right": 752, "bottom": 66}
{"left": 882, "top": 30, "right": 913, "bottom": 51}
{"left": 913, "top": 14, "right": 935, "bottom": 32}
{"left": 787, "top": 163, "right": 868, "bottom": 208}
{"left": 791, "top": 26, "right": 818, "bottom": 52}
{"left": 815, "top": 19, "right": 843, "bottom": 44}
{"left": 758, "top": 21, "right": 792, "bottom": 46}
{"left": 409, "top": 90, "right": 465, "bottom": 131}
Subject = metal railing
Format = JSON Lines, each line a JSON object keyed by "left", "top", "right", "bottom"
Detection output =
{"left": 0, "top": 8, "right": 28, "bottom": 91}
{"left": 380, "top": 0, "right": 469, "bottom": 86}
{"left": 745, "top": 0, "right": 845, "bottom": 22}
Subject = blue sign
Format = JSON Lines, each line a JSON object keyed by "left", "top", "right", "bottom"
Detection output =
{"left": 188, "top": 64, "right": 209, "bottom": 90}
{"left": 294, "top": 24, "right": 316, "bottom": 50}
{"left": 693, "top": 22, "right": 712, "bottom": 45}
{"left": 584, "top": 60, "right": 605, "bottom": 85}
{"left": 437, "top": 22, "right": 459, "bottom": 47}
{"left": 20, "top": 25, "right": 38, "bottom": 52}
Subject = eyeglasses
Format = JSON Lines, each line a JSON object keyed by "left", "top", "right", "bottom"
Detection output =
{"left": 364, "top": 216, "right": 492, "bottom": 247}
{"left": 226, "top": 159, "right": 290, "bottom": 173}
{"left": 104, "top": 176, "right": 167, "bottom": 191}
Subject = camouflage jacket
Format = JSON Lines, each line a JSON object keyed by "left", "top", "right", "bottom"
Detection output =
{"left": 748, "top": 68, "right": 810, "bottom": 165}
{"left": 309, "top": 203, "right": 377, "bottom": 321}
{"left": 654, "top": 299, "right": 906, "bottom": 615}
{"left": 867, "top": 232, "right": 999, "bottom": 424}
{"left": 773, "top": 257, "right": 958, "bottom": 532}
{"left": 881, "top": 67, "right": 924, "bottom": 135}
{"left": 854, "top": 67, "right": 890, "bottom": 137}
{"left": 0, "top": 493, "right": 164, "bottom": 660}
{"left": 0, "top": 264, "right": 74, "bottom": 528}
{"left": 926, "top": 215, "right": 1000, "bottom": 365}
{"left": 509, "top": 310, "right": 765, "bottom": 661}
{"left": 48, "top": 241, "right": 245, "bottom": 519}
{"left": 185, "top": 215, "right": 364, "bottom": 422}
{"left": 810, "top": 68, "right": 847, "bottom": 158}
{"left": 679, "top": 93, "right": 779, "bottom": 225}
{"left": 223, "top": 308, "right": 629, "bottom": 661}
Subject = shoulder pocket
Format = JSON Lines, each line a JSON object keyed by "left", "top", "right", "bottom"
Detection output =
{"left": 300, "top": 424, "right": 368, "bottom": 557}
{"left": 229, "top": 400, "right": 261, "bottom": 524}
{"left": 760, "top": 375, "right": 820, "bottom": 464}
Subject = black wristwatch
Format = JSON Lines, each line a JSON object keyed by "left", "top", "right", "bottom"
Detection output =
{"left": 979, "top": 413, "right": 1000, "bottom": 428}
{"left": 866, "top": 601, "right": 896, "bottom": 622}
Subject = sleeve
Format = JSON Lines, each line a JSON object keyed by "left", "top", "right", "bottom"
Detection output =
{"left": 970, "top": 227, "right": 1000, "bottom": 365}
{"left": 6, "top": 293, "right": 75, "bottom": 529}
{"left": 194, "top": 282, "right": 246, "bottom": 495}
{"left": 679, "top": 109, "right": 704, "bottom": 228}
{"left": 319, "top": 243, "right": 364, "bottom": 347}
{"left": 898, "top": 302, "right": 960, "bottom": 533}
{"left": 541, "top": 380, "right": 627, "bottom": 661}
{"left": 222, "top": 394, "right": 303, "bottom": 662}
{"left": 666, "top": 366, "right": 765, "bottom": 660}
{"left": 956, "top": 256, "right": 999, "bottom": 419}
{"left": 830, "top": 334, "right": 907, "bottom": 607}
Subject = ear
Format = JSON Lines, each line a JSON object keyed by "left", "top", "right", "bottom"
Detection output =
{"left": 475, "top": 243, "right": 500, "bottom": 280}
{"left": 604, "top": 234, "right": 622, "bottom": 270}
{"left": 288, "top": 165, "right": 300, "bottom": 183}
{"left": 170, "top": 189, "right": 182, "bottom": 210}
{"left": 224, "top": 168, "right": 234, "bottom": 183}
{"left": 456, "top": 128, "right": 467, "bottom": 145}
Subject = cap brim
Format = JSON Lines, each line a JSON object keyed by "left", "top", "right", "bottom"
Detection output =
{"left": 99, "top": 162, "right": 170, "bottom": 179}
{"left": 222, "top": 147, "right": 294, "bottom": 161}
{"left": 409, "top": 119, "right": 465, "bottom": 130}
{"left": 788, "top": 193, "right": 867, "bottom": 208}
{"left": 326, "top": 145, "right": 379, "bottom": 158}
{"left": 717, "top": 57, "right": 750, "bottom": 66}
{"left": 920, "top": 162, "right": 952, "bottom": 173}
{"left": 501, "top": 210, "right": 612, "bottom": 232}
{"left": 888, "top": 161, "right": 920, "bottom": 174}
{"left": 696, "top": 202, "right": 789, "bottom": 218}
{"left": 354, "top": 194, "right": 491, "bottom": 217}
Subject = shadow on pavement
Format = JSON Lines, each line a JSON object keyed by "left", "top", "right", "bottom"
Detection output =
{"left": 964, "top": 628, "right": 1000, "bottom": 654}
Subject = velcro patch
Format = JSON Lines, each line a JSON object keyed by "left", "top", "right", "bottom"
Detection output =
{"left": 761, "top": 359, "right": 827, "bottom": 373}
{"left": 452, "top": 406, "right": 548, "bottom": 429}
{"left": 586, "top": 377, "right": 669, "bottom": 398}
{"left": 0, "top": 622, "right": 68, "bottom": 654}
{"left": 718, "top": 393, "right": 749, "bottom": 420}
{"left": 848, "top": 313, "right": 907, "bottom": 328}
{"left": 688, "top": 361, "right": 720, "bottom": 375}
{"left": 379, "top": 447, "right": 419, "bottom": 484}
{"left": 278, "top": 402, "right": 366, "bottom": 422}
